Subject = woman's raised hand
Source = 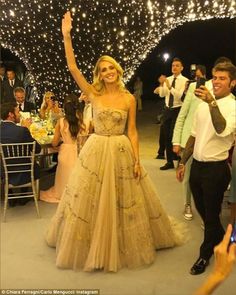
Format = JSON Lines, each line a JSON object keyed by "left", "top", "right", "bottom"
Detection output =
{"left": 62, "top": 11, "right": 73, "bottom": 36}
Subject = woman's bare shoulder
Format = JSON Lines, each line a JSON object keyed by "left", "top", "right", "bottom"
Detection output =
{"left": 124, "top": 92, "right": 135, "bottom": 107}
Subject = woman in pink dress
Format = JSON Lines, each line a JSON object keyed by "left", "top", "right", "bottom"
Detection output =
{"left": 40, "top": 94, "right": 86, "bottom": 203}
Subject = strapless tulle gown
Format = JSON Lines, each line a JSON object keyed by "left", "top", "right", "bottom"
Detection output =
{"left": 46, "top": 106, "right": 185, "bottom": 272}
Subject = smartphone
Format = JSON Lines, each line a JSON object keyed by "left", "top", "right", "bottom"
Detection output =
{"left": 196, "top": 77, "right": 206, "bottom": 89}
{"left": 230, "top": 222, "right": 236, "bottom": 244}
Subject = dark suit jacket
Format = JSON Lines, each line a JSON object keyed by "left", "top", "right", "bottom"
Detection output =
{"left": 0, "top": 78, "right": 3, "bottom": 103}
{"left": 0, "top": 76, "right": 6, "bottom": 102}
{"left": 21, "top": 101, "right": 36, "bottom": 112}
{"left": 0, "top": 121, "right": 41, "bottom": 185}
{"left": 2, "top": 78, "right": 24, "bottom": 103}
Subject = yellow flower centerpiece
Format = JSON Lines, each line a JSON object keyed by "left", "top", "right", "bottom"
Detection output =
{"left": 30, "top": 122, "right": 54, "bottom": 144}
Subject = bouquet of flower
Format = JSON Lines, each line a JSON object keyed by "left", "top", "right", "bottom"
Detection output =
{"left": 30, "top": 122, "right": 52, "bottom": 144}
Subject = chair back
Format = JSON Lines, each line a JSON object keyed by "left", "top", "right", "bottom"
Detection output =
{"left": 0, "top": 142, "right": 36, "bottom": 185}
{"left": 0, "top": 142, "right": 41, "bottom": 222}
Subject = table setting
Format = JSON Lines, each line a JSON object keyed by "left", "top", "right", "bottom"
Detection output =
{"left": 18, "top": 110, "right": 56, "bottom": 144}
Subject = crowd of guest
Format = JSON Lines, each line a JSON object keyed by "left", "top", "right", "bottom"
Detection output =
{"left": 153, "top": 57, "right": 236, "bottom": 279}
{"left": 0, "top": 66, "right": 93, "bottom": 208}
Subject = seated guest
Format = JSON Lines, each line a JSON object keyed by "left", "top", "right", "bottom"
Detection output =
{"left": 0, "top": 102, "right": 41, "bottom": 206}
{"left": 39, "top": 91, "right": 63, "bottom": 125}
{"left": 40, "top": 94, "right": 86, "bottom": 203}
{"left": 14, "top": 87, "right": 36, "bottom": 112}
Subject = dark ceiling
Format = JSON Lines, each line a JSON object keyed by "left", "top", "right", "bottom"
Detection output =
{"left": 0, "top": 0, "right": 235, "bottom": 100}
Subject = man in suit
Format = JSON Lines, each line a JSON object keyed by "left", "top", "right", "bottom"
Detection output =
{"left": 14, "top": 87, "right": 36, "bottom": 112}
{"left": 0, "top": 64, "right": 6, "bottom": 102}
{"left": 158, "top": 57, "right": 188, "bottom": 170}
{"left": 0, "top": 64, "right": 6, "bottom": 80}
{"left": 0, "top": 102, "right": 41, "bottom": 206}
{"left": 2, "top": 69, "right": 24, "bottom": 103}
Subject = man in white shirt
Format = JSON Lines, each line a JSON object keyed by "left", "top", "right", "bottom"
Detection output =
{"left": 158, "top": 58, "right": 188, "bottom": 170}
{"left": 176, "top": 62, "right": 236, "bottom": 275}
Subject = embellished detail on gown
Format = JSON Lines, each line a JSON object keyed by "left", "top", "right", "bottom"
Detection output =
{"left": 46, "top": 107, "right": 187, "bottom": 272}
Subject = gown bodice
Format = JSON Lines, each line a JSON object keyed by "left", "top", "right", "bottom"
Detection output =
{"left": 93, "top": 107, "right": 128, "bottom": 136}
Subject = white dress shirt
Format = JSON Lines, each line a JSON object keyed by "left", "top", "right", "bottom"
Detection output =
{"left": 18, "top": 102, "right": 24, "bottom": 111}
{"left": 191, "top": 93, "right": 236, "bottom": 161}
{"left": 159, "top": 74, "right": 188, "bottom": 108}
{"left": 9, "top": 79, "right": 15, "bottom": 87}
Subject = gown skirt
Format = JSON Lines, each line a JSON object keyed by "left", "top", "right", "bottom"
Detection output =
{"left": 46, "top": 132, "right": 185, "bottom": 272}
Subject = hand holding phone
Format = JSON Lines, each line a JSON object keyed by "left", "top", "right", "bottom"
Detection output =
{"left": 196, "top": 77, "right": 206, "bottom": 89}
{"left": 230, "top": 222, "right": 236, "bottom": 244}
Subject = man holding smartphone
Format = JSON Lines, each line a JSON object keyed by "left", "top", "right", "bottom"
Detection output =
{"left": 176, "top": 62, "right": 236, "bottom": 275}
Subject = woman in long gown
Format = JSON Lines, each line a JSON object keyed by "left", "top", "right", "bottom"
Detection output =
{"left": 46, "top": 11, "right": 185, "bottom": 272}
{"left": 40, "top": 94, "right": 86, "bottom": 203}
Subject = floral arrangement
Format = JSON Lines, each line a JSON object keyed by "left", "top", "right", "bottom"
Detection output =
{"left": 29, "top": 121, "right": 54, "bottom": 144}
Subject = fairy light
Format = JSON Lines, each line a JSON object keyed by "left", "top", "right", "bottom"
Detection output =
{"left": 0, "top": 0, "right": 235, "bottom": 104}
{"left": 9, "top": 10, "right": 15, "bottom": 17}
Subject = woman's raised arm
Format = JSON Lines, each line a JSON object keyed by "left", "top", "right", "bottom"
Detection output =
{"left": 62, "top": 11, "right": 94, "bottom": 98}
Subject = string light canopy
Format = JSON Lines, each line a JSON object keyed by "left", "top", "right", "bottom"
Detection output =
{"left": 0, "top": 0, "right": 235, "bottom": 104}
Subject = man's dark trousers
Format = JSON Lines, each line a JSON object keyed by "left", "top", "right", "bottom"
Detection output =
{"left": 162, "top": 107, "right": 181, "bottom": 164}
{"left": 190, "top": 159, "right": 231, "bottom": 260}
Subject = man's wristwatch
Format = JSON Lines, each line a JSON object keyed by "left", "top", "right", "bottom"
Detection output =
{"left": 209, "top": 100, "right": 217, "bottom": 107}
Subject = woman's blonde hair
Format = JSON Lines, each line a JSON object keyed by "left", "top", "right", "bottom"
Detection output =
{"left": 92, "top": 55, "right": 126, "bottom": 94}
{"left": 41, "top": 91, "right": 55, "bottom": 109}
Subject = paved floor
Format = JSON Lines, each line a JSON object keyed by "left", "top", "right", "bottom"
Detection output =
{"left": 1, "top": 100, "right": 235, "bottom": 294}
